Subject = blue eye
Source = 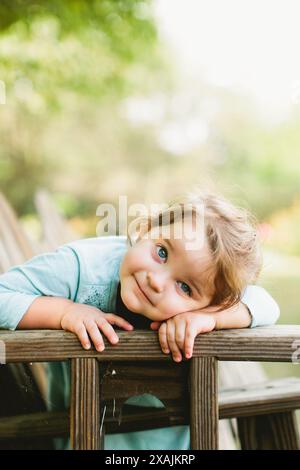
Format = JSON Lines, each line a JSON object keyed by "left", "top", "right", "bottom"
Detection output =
{"left": 178, "top": 281, "right": 192, "bottom": 296}
{"left": 156, "top": 245, "right": 168, "bottom": 261}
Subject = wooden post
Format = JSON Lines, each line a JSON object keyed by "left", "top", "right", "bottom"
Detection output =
{"left": 238, "top": 411, "right": 300, "bottom": 450}
{"left": 70, "top": 358, "right": 101, "bottom": 450}
{"left": 189, "top": 357, "right": 219, "bottom": 450}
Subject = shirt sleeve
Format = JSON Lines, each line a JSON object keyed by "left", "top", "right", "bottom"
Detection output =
{"left": 0, "top": 245, "right": 80, "bottom": 331}
{"left": 241, "top": 285, "right": 280, "bottom": 328}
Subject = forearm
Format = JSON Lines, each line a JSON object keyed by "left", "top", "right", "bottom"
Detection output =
{"left": 212, "top": 302, "right": 252, "bottom": 330}
{"left": 17, "top": 296, "right": 74, "bottom": 330}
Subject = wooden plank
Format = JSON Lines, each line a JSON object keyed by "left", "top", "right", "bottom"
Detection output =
{"left": 1, "top": 375, "right": 300, "bottom": 440}
{"left": 2, "top": 376, "right": 300, "bottom": 438}
{"left": 219, "top": 377, "right": 300, "bottom": 418}
{"left": 70, "top": 358, "right": 101, "bottom": 450}
{"left": 219, "top": 361, "right": 266, "bottom": 388}
{"left": 1, "top": 326, "right": 300, "bottom": 363}
{"left": 99, "top": 361, "right": 187, "bottom": 401}
{"left": 218, "top": 360, "right": 267, "bottom": 449}
{"left": 0, "top": 192, "right": 34, "bottom": 262}
{"left": 189, "top": 357, "right": 219, "bottom": 450}
{"left": 0, "top": 411, "right": 68, "bottom": 439}
{"left": 237, "top": 412, "right": 300, "bottom": 450}
{"left": 34, "top": 189, "right": 77, "bottom": 250}
{"left": 0, "top": 193, "right": 48, "bottom": 401}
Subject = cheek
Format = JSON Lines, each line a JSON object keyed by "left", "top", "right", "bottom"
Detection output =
{"left": 158, "top": 296, "right": 187, "bottom": 318}
{"left": 121, "top": 251, "right": 137, "bottom": 276}
{"left": 122, "top": 247, "right": 152, "bottom": 275}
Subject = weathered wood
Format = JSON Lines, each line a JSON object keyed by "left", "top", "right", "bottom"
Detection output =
{"left": 34, "top": 189, "right": 78, "bottom": 250}
{"left": 0, "top": 193, "right": 47, "bottom": 401}
{"left": 0, "top": 362, "right": 54, "bottom": 449}
{"left": 219, "top": 377, "right": 300, "bottom": 418}
{"left": 219, "top": 361, "right": 267, "bottom": 388}
{"left": 189, "top": 357, "right": 219, "bottom": 450}
{"left": 70, "top": 358, "right": 101, "bottom": 450}
{"left": 99, "top": 361, "right": 188, "bottom": 401}
{"left": 0, "top": 192, "right": 34, "bottom": 263}
{"left": 1, "top": 375, "right": 300, "bottom": 443}
{"left": 218, "top": 360, "right": 268, "bottom": 449}
{"left": 0, "top": 411, "right": 68, "bottom": 439}
{"left": 237, "top": 411, "right": 300, "bottom": 450}
{"left": 1, "top": 326, "right": 300, "bottom": 363}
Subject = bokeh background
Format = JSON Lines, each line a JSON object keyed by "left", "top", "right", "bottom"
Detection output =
{"left": 0, "top": 0, "right": 300, "bottom": 382}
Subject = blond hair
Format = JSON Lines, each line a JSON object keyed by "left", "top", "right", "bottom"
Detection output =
{"left": 129, "top": 189, "right": 262, "bottom": 309}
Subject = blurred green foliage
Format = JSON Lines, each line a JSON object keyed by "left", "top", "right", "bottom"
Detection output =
{"left": 0, "top": 1, "right": 299, "bottom": 387}
{"left": 0, "top": 0, "right": 165, "bottom": 212}
{"left": 0, "top": 0, "right": 300, "bottom": 234}
{"left": 0, "top": 0, "right": 159, "bottom": 105}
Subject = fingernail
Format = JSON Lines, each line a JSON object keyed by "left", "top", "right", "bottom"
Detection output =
{"left": 163, "top": 349, "right": 170, "bottom": 354}
{"left": 97, "top": 345, "right": 104, "bottom": 352}
{"left": 85, "top": 343, "right": 91, "bottom": 350}
{"left": 186, "top": 352, "right": 191, "bottom": 359}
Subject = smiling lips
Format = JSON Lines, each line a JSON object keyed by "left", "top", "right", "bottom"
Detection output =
{"left": 134, "top": 277, "right": 153, "bottom": 305}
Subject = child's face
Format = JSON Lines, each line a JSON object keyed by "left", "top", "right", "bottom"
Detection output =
{"left": 119, "top": 219, "right": 215, "bottom": 322}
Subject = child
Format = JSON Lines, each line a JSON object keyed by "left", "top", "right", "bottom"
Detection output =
{"left": 0, "top": 190, "right": 279, "bottom": 449}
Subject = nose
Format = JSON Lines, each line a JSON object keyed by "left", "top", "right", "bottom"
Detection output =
{"left": 146, "top": 271, "right": 166, "bottom": 293}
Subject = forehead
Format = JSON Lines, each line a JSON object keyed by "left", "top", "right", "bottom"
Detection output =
{"left": 168, "top": 233, "right": 212, "bottom": 275}
{"left": 152, "top": 219, "right": 212, "bottom": 272}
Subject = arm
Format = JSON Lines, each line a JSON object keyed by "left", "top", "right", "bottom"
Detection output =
{"left": 212, "top": 302, "right": 252, "bottom": 330}
{"left": 17, "top": 296, "right": 74, "bottom": 329}
{"left": 212, "top": 285, "right": 280, "bottom": 330}
{"left": 151, "top": 285, "right": 280, "bottom": 361}
{"left": 18, "top": 295, "right": 133, "bottom": 351}
{"left": 0, "top": 245, "right": 133, "bottom": 350}
{"left": 0, "top": 245, "right": 79, "bottom": 331}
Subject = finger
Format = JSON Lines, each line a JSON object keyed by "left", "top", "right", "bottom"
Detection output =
{"left": 174, "top": 321, "right": 186, "bottom": 352}
{"left": 105, "top": 313, "right": 134, "bottom": 331}
{"left": 158, "top": 322, "right": 169, "bottom": 354}
{"left": 150, "top": 321, "right": 161, "bottom": 330}
{"left": 75, "top": 324, "right": 91, "bottom": 350}
{"left": 166, "top": 321, "right": 182, "bottom": 362}
{"left": 96, "top": 317, "right": 119, "bottom": 345}
{"left": 184, "top": 325, "right": 196, "bottom": 359}
{"left": 84, "top": 320, "right": 105, "bottom": 352}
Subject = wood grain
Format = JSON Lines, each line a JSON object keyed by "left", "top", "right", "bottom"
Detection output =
{"left": 1, "top": 326, "right": 300, "bottom": 363}
{"left": 70, "top": 358, "right": 101, "bottom": 450}
{"left": 189, "top": 357, "right": 219, "bottom": 449}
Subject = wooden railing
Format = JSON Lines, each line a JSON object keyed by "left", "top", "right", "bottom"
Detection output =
{"left": 1, "top": 325, "right": 300, "bottom": 450}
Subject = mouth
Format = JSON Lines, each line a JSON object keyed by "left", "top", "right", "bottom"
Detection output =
{"left": 134, "top": 276, "right": 153, "bottom": 306}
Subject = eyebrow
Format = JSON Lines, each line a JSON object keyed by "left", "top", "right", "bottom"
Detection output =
{"left": 163, "top": 238, "right": 203, "bottom": 297}
{"left": 164, "top": 238, "right": 174, "bottom": 252}
{"left": 189, "top": 277, "right": 203, "bottom": 297}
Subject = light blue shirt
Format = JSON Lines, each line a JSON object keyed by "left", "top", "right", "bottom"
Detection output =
{"left": 0, "top": 236, "right": 280, "bottom": 449}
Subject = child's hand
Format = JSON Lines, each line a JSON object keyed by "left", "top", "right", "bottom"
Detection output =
{"left": 150, "top": 312, "right": 216, "bottom": 362}
{"left": 60, "top": 302, "right": 133, "bottom": 351}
